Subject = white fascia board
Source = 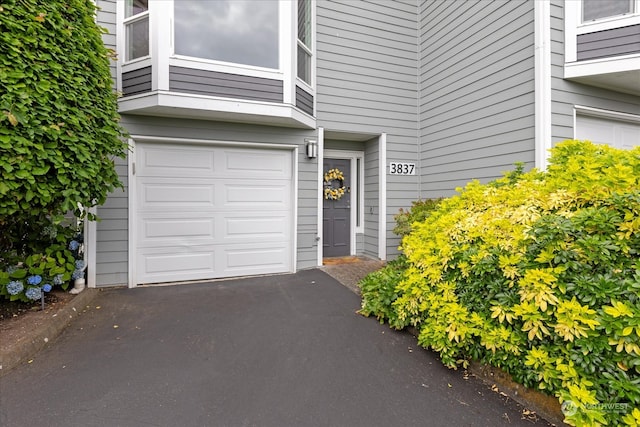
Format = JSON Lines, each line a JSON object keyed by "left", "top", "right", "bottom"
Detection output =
{"left": 564, "top": 54, "right": 640, "bottom": 78}
{"left": 118, "top": 92, "right": 316, "bottom": 128}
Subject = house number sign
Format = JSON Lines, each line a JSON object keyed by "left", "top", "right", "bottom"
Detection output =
{"left": 389, "top": 162, "right": 416, "bottom": 175}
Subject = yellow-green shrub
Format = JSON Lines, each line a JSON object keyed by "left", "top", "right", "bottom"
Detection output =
{"left": 362, "top": 141, "right": 640, "bottom": 426}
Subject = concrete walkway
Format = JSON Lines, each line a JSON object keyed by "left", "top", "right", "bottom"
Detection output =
{"left": 0, "top": 268, "right": 551, "bottom": 426}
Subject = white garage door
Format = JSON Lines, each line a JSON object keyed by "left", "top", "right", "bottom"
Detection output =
{"left": 135, "top": 142, "right": 294, "bottom": 284}
{"left": 576, "top": 115, "right": 639, "bottom": 150}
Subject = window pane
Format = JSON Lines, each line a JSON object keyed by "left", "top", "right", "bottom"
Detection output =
{"left": 126, "top": 0, "right": 148, "bottom": 18}
{"left": 583, "top": 0, "right": 632, "bottom": 21}
{"left": 298, "top": 0, "right": 311, "bottom": 48}
{"left": 174, "top": 0, "right": 279, "bottom": 69}
{"left": 297, "top": 45, "right": 311, "bottom": 84}
{"left": 126, "top": 17, "right": 149, "bottom": 61}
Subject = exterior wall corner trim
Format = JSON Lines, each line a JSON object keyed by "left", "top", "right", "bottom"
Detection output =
{"left": 535, "top": 0, "right": 552, "bottom": 170}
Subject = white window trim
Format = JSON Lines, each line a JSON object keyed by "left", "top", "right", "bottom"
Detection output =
{"left": 295, "top": 0, "right": 315, "bottom": 91}
{"left": 122, "top": 6, "right": 151, "bottom": 64}
{"left": 168, "top": 57, "right": 285, "bottom": 80}
{"left": 565, "top": 0, "right": 640, "bottom": 63}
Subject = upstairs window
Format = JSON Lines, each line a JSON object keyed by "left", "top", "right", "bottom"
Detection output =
{"left": 124, "top": 0, "right": 149, "bottom": 61}
{"left": 297, "top": 0, "right": 312, "bottom": 85}
{"left": 174, "top": 0, "right": 279, "bottom": 69}
{"left": 582, "top": 0, "right": 634, "bottom": 22}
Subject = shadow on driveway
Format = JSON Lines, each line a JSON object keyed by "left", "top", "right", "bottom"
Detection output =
{"left": 0, "top": 269, "right": 550, "bottom": 426}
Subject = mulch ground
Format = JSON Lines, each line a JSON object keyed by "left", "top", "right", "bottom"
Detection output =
{"left": 0, "top": 291, "right": 75, "bottom": 354}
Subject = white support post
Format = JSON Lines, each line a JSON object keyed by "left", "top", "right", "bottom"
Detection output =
{"left": 316, "top": 127, "right": 324, "bottom": 266}
{"left": 378, "top": 133, "right": 387, "bottom": 261}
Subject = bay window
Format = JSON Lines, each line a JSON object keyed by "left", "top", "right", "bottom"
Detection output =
{"left": 117, "top": 0, "right": 316, "bottom": 127}
{"left": 124, "top": 0, "right": 149, "bottom": 61}
{"left": 174, "top": 0, "right": 279, "bottom": 69}
{"left": 297, "top": 0, "right": 312, "bottom": 85}
{"left": 582, "top": 0, "right": 634, "bottom": 22}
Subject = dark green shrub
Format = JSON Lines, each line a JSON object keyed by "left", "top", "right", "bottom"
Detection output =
{"left": 393, "top": 198, "right": 442, "bottom": 237}
{"left": 359, "top": 256, "right": 407, "bottom": 328}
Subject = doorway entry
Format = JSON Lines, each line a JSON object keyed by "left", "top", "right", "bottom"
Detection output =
{"left": 323, "top": 158, "right": 351, "bottom": 257}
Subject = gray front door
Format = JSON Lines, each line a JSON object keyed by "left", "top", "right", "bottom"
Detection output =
{"left": 323, "top": 158, "right": 350, "bottom": 257}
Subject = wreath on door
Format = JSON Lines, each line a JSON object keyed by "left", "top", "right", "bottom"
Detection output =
{"left": 324, "top": 168, "right": 346, "bottom": 200}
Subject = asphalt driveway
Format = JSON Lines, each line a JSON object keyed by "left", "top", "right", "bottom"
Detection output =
{"left": 0, "top": 269, "right": 550, "bottom": 426}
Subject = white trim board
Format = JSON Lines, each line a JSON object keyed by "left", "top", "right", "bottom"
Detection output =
{"left": 535, "top": 0, "right": 552, "bottom": 171}
{"left": 316, "top": 127, "right": 324, "bottom": 267}
{"left": 378, "top": 133, "right": 387, "bottom": 261}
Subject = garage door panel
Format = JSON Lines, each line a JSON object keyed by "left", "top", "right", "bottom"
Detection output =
{"left": 225, "top": 246, "right": 290, "bottom": 272}
{"left": 143, "top": 218, "right": 215, "bottom": 240}
{"left": 576, "top": 115, "right": 639, "bottom": 149}
{"left": 139, "top": 145, "right": 216, "bottom": 177}
{"left": 135, "top": 142, "right": 294, "bottom": 284}
{"left": 226, "top": 216, "right": 288, "bottom": 238}
{"left": 140, "top": 252, "right": 217, "bottom": 283}
{"left": 224, "top": 149, "right": 291, "bottom": 177}
{"left": 225, "top": 184, "right": 290, "bottom": 205}
{"left": 140, "top": 182, "right": 215, "bottom": 207}
{"left": 144, "top": 252, "right": 216, "bottom": 274}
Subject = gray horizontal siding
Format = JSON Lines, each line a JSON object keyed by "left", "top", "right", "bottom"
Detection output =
{"left": 96, "top": 0, "right": 117, "bottom": 83}
{"left": 363, "top": 139, "right": 379, "bottom": 258}
{"left": 296, "top": 86, "right": 314, "bottom": 116}
{"left": 122, "top": 67, "right": 152, "bottom": 96}
{"left": 95, "top": 115, "right": 318, "bottom": 286}
{"left": 419, "top": 0, "right": 536, "bottom": 200}
{"left": 577, "top": 24, "right": 640, "bottom": 61}
{"left": 550, "top": 0, "right": 640, "bottom": 144}
{"left": 95, "top": 157, "right": 128, "bottom": 287}
{"left": 317, "top": 0, "right": 419, "bottom": 259}
{"left": 169, "top": 66, "right": 283, "bottom": 103}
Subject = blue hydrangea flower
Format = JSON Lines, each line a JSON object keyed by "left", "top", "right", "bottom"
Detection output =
{"left": 25, "top": 287, "right": 42, "bottom": 301}
{"left": 42, "top": 284, "right": 52, "bottom": 292}
{"left": 27, "top": 275, "right": 42, "bottom": 286}
{"left": 69, "top": 240, "right": 80, "bottom": 251}
{"left": 53, "top": 274, "right": 64, "bottom": 285}
{"left": 6, "top": 265, "right": 17, "bottom": 274}
{"left": 6, "top": 281, "right": 24, "bottom": 296}
{"left": 72, "top": 269, "right": 84, "bottom": 280}
{"left": 75, "top": 260, "right": 85, "bottom": 271}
